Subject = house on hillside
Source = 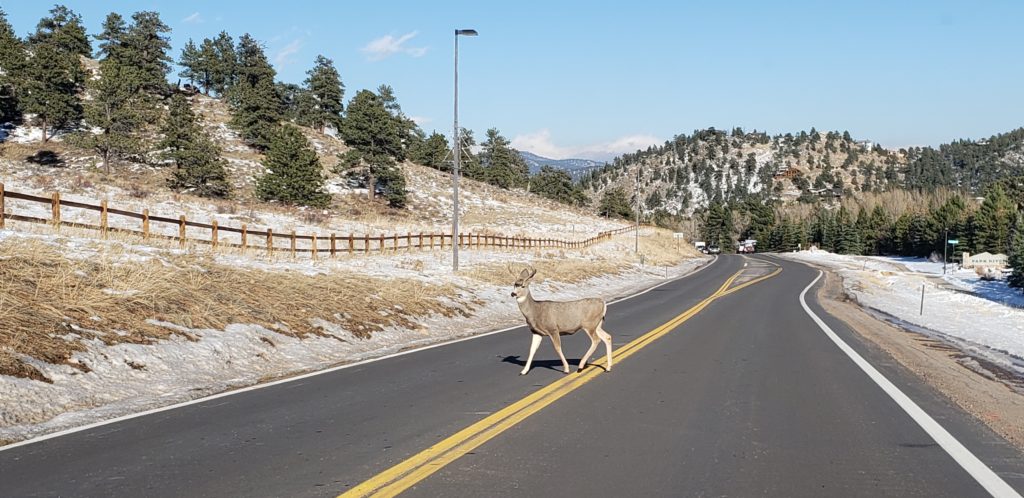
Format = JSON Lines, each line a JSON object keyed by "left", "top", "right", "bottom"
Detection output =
{"left": 855, "top": 140, "right": 873, "bottom": 151}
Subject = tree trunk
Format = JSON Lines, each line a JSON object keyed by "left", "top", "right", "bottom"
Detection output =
{"left": 367, "top": 170, "right": 375, "bottom": 201}
{"left": 41, "top": 116, "right": 48, "bottom": 143}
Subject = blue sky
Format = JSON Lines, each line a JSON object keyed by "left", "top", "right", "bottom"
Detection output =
{"left": 3, "top": 1, "right": 1022, "bottom": 160}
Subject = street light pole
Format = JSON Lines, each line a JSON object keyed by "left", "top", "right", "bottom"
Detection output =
{"left": 635, "top": 167, "right": 641, "bottom": 253}
{"left": 943, "top": 227, "right": 948, "bottom": 274}
{"left": 452, "top": 29, "right": 477, "bottom": 272}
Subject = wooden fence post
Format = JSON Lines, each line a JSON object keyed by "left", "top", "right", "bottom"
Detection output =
{"left": 349, "top": 233, "right": 354, "bottom": 255}
{"left": 330, "top": 233, "right": 337, "bottom": 258}
{"left": 312, "top": 233, "right": 318, "bottom": 260}
{"left": 241, "top": 224, "right": 247, "bottom": 254}
{"left": 51, "top": 192, "right": 61, "bottom": 230}
{"left": 407, "top": 232, "right": 413, "bottom": 252}
{"left": 0, "top": 182, "right": 4, "bottom": 229}
{"left": 100, "top": 200, "right": 108, "bottom": 238}
{"left": 290, "top": 230, "right": 297, "bottom": 258}
{"left": 440, "top": 233, "right": 446, "bottom": 250}
{"left": 379, "top": 234, "right": 385, "bottom": 253}
{"left": 418, "top": 232, "right": 424, "bottom": 250}
{"left": 142, "top": 209, "right": 150, "bottom": 240}
{"left": 267, "top": 228, "right": 273, "bottom": 256}
{"left": 393, "top": 233, "right": 398, "bottom": 253}
{"left": 178, "top": 215, "right": 186, "bottom": 247}
{"left": 211, "top": 220, "right": 218, "bottom": 250}
{"left": 364, "top": 234, "right": 370, "bottom": 254}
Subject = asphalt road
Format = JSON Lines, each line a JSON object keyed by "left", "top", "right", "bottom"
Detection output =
{"left": 2, "top": 255, "right": 1023, "bottom": 497}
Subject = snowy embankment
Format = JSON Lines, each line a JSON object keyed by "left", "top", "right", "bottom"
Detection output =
{"left": 0, "top": 228, "right": 707, "bottom": 445}
{"left": 780, "top": 249, "right": 1024, "bottom": 380}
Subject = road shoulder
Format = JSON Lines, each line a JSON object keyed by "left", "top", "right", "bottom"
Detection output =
{"left": 812, "top": 266, "right": 1024, "bottom": 451}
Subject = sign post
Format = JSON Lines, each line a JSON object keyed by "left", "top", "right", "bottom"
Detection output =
{"left": 945, "top": 239, "right": 959, "bottom": 274}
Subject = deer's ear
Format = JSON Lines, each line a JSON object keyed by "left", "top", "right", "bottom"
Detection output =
{"left": 518, "top": 268, "right": 532, "bottom": 280}
{"left": 528, "top": 267, "right": 537, "bottom": 279}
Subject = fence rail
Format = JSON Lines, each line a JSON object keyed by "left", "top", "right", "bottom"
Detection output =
{"left": 0, "top": 183, "right": 635, "bottom": 258}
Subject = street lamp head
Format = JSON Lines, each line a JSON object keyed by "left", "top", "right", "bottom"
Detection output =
{"left": 456, "top": 29, "right": 478, "bottom": 36}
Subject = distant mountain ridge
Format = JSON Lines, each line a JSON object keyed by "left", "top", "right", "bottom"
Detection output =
{"left": 518, "top": 151, "right": 607, "bottom": 180}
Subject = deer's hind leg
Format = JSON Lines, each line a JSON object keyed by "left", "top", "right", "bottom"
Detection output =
{"left": 577, "top": 328, "right": 601, "bottom": 373}
{"left": 549, "top": 333, "right": 571, "bottom": 374}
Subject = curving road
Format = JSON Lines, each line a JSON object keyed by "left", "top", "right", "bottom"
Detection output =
{"left": 1, "top": 255, "right": 1023, "bottom": 497}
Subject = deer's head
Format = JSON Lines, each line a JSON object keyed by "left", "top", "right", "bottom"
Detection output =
{"left": 510, "top": 266, "right": 537, "bottom": 299}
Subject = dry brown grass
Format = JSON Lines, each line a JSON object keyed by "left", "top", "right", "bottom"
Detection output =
{"left": 0, "top": 237, "right": 474, "bottom": 382}
{"left": 466, "top": 257, "right": 627, "bottom": 286}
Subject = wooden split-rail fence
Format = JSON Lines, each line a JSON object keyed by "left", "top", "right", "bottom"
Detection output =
{"left": 0, "top": 183, "right": 635, "bottom": 258}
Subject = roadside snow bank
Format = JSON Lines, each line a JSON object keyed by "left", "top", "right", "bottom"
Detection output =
{"left": 780, "top": 250, "right": 1024, "bottom": 380}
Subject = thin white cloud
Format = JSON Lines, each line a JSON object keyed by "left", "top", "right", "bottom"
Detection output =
{"left": 409, "top": 116, "right": 431, "bottom": 126}
{"left": 182, "top": 12, "right": 202, "bottom": 24}
{"left": 274, "top": 39, "right": 303, "bottom": 66}
{"left": 511, "top": 129, "right": 661, "bottom": 161}
{"left": 361, "top": 31, "right": 428, "bottom": 61}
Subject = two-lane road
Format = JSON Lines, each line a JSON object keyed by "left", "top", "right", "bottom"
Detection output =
{"left": 2, "top": 255, "right": 1022, "bottom": 497}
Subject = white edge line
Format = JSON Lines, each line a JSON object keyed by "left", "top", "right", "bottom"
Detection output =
{"left": 798, "top": 270, "right": 1020, "bottom": 498}
{"left": 1, "top": 255, "right": 720, "bottom": 452}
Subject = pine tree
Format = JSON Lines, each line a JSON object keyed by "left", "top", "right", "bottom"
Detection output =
{"left": 228, "top": 34, "right": 282, "bottom": 150}
{"left": 178, "top": 39, "right": 200, "bottom": 87}
{"left": 20, "top": 5, "right": 88, "bottom": 141}
{"left": 256, "top": 124, "right": 329, "bottom": 207}
{"left": 94, "top": 13, "right": 127, "bottom": 61}
{"left": 480, "top": 128, "right": 529, "bottom": 189}
{"left": 411, "top": 132, "right": 451, "bottom": 171}
{"left": 159, "top": 94, "right": 230, "bottom": 198}
{"left": 1007, "top": 213, "right": 1024, "bottom": 290}
{"left": 71, "top": 59, "right": 150, "bottom": 173}
{"left": 0, "top": 8, "right": 26, "bottom": 123}
{"left": 304, "top": 55, "right": 343, "bottom": 133}
{"left": 121, "top": 11, "right": 172, "bottom": 95}
{"left": 598, "top": 187, "right": 633, "bottom": 219}
{"left": 209, "top": 32, "right": 236, "bottom": 96}
{"left": 27, "top": 5, "right": 90, "bottom": 58}
{"left": 531, "top": 166, "right": 588, "bottom": 206}
{"left": 975, "top": 185, "right": 1015, "bottom": 254}
{"left": 338, "top": 89, "right": 406, "bottom": 207}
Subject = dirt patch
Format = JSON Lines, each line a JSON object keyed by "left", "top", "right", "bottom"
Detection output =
{"left": 815, "top": 268, "right": 1024, "bottom": 450}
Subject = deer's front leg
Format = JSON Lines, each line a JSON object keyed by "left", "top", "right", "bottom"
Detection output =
{"left": 521, "top": 332, "right": 543, "bottom": 375}
{"left": 549, "top": 333, "right": 570, "bottom": 374}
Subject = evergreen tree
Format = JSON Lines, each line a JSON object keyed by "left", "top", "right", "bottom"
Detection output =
{"left": 338, "top": 89, "right": 406, "bottom": 207}
{"left": 209, "top": 31, "right": 236, "bottom": 96}
{"left": 158, "top": 94, "right": 230, "bottom": 197}
{"left": 304, "top": 55, "right": 344, "bottom": 133}
{"left": 276, "top": 82, "right": 316, "bottom": 126}
{"left": 20, "top": 40, "right": 81, "bottom": 142}
{"left": 27, "top": 5, "right": 90, "bottom": 58}
{"left": 455, "top": 128, "right": 484, "bottom": 180}
{"left": 411, "top": 131, "right": 451, "bottom": 171}
{"left": 228, "top": 34, "right": 282, "bottom": 150}
{"left": 598, "top": 187, "right": 633, "bottom": 219}
{"left": 94, "top": 13, "right": 127, "bottom": 61}
{"left": 71, "top": 59, "right": 150, "bottom": 173}
{"left": 117, "top": 11, "right": 171, "bottom": 95}
{"left": 0, "top": 8, "right": 25, "bottom": 123}
{"left": 178, "top": 39, "right": 200, "bottom": 86}
{"left": 480, "top": 128, "right": 529, "bottom": 189}
{"left": 376, "top": 84, "right": 419, "bottom": 154}
{"left": 531, "top": 166, "right": 588, "bottom": 206}
{"left": 256, "top": 124, "right": 329, "bottom": 207}
{"left": 975, "top": 185, "right": 1015, "bottom": 254}
{"left": 1007, "top": 213, "right": 1024, "bottom": 290}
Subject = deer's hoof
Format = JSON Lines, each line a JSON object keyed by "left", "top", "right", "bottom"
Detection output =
{"left": 519, "top": 370, "right": 528, "bottom": 376}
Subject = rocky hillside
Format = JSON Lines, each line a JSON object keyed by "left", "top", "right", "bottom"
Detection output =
{"left": 582, "top": 127, "right": 1024, "bottom": 219}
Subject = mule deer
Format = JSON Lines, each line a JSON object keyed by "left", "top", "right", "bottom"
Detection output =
{"left": 510, "top": 266, "right": 613, "bottom": 375}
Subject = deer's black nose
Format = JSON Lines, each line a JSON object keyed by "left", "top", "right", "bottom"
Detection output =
{"left": 510, "top": 292, "right": 516, "bottom": 297}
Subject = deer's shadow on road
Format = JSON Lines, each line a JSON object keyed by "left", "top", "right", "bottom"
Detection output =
{"left": 501, "top": 355, "right": 582, "bottom": 372}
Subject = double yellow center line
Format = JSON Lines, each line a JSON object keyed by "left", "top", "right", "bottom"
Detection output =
{"left": 340, "top": 263, "right": 781, "bottom": 497}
